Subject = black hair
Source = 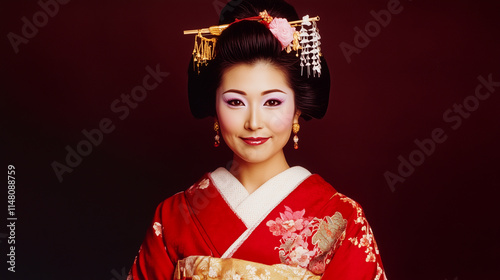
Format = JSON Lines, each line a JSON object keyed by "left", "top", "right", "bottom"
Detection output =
{"left": 188, "top": 0, "right": 330, "bottom": 120}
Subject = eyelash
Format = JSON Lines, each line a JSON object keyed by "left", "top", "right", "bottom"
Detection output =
{"left": 264, "top": 99, "right": 282, "bottom": 106}
{"left": 226, "top": 99, "right": 244, "bottom": 106}
{"left": 224, "top": 98, "right": 283, "bottom": 107}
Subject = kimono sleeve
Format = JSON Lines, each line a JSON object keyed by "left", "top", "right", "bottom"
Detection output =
{"left": 128, "top": 201, "right": 176, "bottom": 280}
{"left": 321, "top": 199, "right": 387, "bottom": 280}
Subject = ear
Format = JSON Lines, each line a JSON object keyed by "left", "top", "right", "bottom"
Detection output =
{"left": 293, "top": 110, "right": 301, "bottom": 123}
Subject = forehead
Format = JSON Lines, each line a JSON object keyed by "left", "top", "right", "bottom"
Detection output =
{"left": 218, "top": 61, "right": 291, "bottom": 93}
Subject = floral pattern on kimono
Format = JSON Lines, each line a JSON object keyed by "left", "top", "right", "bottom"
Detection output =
{"left": 339, "top": 196, "right": 380, "bottom": 263}
{"left": 266, "top": 206, "right": 347, "bottom": 275}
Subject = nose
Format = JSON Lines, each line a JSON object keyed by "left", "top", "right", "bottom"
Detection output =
{"left": 245, "top": 107, "right": 262, "bottom": 131}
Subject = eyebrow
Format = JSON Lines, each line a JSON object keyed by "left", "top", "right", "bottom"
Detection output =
{"left": 222, "top": 89, "right": 288, "bottom": 95}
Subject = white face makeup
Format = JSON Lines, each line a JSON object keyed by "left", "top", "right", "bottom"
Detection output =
{"left": 216, "top": 61, "right": 299, "bottom": 165}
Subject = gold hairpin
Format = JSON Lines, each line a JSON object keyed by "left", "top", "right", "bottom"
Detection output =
{"left": 183, "top": 16, "right": 320, "bottom": 36}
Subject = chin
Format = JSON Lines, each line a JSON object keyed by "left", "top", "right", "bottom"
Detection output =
{"left": 236, "top": 155, "right": 269, "bottom": 164}
{"left": 235, "top": 149, "right": 283, "bottom": 165}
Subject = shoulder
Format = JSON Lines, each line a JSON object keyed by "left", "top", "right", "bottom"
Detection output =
{"left": 154, "top": 172, "right": 213, "bottom": 217}
{"left": 296, "top": 173, "right": 337, "bottom": 198}
{"left": 302, "top": 173, "right": 366, "bottom": 221}
{"left": 328, "top": 192, "right": 364, "bottom": 213}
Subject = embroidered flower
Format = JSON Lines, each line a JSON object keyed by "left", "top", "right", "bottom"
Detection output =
{"left": 266, "top": 206, "right": 308, "bottom": 237}
{"left": 198, "top": 178, "right": 209, "bottom": 189}
{"left": 245, "top": 265, "right": 256, "bottom": 275}
{"left": 222, "top": 269, "right": 241, "bottom": 280}
{"left": 282, "top": 219, "right": 296, "bottom": 230}
{"left": 208, "top": 266, "right": 218, "bottom": 278}
{"left": 366, "top": 248, "right": 376, "bottom": 262}
{"left": 266, "top": 218, "right": 286, "bottom": 236}
{"left": 282, "top": 207, "right": 307, "bottom": 232}
{"left": 359, "top": 232, "right": 372, "bottom": 248}
{"left": 269, "top": 18, "right": 296, "bottom": 50}
{"left": 375, "top": 263, "right": 385, "bottom": 280}
{"left": 349, "top": 237, "right": 358, "bottom": 246}
{"left": 187, "top": 178, "right": 210, "bottom": 194}
{"left": 288, "top": 245, "right": 315, "bottom": 268}
{"left": 153, "top": 222, "right": 162, "bottom": 237}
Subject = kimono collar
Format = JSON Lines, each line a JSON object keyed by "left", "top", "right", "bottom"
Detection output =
{"left": 209, "top": 166, "right": 311, "bottom": 228}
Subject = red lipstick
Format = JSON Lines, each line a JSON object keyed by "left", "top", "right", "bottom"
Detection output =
{"left": 241, "top": 137, "right": 269, "bottom": 146}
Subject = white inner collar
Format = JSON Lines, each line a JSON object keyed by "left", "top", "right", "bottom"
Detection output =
{"left": 209, "top": 166, "right": 311, "bottom": 228}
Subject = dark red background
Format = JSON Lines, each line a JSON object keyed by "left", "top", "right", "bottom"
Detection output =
{"left": 2, "top": 0, "right": 499, "bottom": 279}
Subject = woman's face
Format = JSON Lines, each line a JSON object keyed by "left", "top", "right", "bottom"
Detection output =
{"left": 216, "top": 61, "right": 299, "bottom": 165}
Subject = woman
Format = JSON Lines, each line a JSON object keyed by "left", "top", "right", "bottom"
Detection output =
{"left": 129, "top": 0, "right": 386, "bottom": 279}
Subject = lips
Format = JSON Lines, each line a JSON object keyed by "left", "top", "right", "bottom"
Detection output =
{"left": 241, "top": 137, "right": 270, "bottom": 146}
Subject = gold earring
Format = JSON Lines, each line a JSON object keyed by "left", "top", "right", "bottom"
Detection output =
{"left": 292, "top": 123, "right": 300, "bottom": 150}
{"left": 214, "top": 121, "right": 220, "bottom": 147}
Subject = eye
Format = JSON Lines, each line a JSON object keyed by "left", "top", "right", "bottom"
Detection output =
{"left": 264, "top": 99, "right": 282, "bottom": 107}
{"left": 227, "top": 99, "right": 244, "bottom": 106}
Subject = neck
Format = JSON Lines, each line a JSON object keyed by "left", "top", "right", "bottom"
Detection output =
{"left": 229, "top": 151, "right": 290, "bottom": 194}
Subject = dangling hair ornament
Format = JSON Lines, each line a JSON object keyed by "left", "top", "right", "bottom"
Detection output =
{"left": 192, "top": 31, "right": 217, "bottom": 74}
{"left": 299, "top": 15, "right": 322, "bottom": 78}
{"left": 183, "top": 11, "right": 322, "bottom": 77}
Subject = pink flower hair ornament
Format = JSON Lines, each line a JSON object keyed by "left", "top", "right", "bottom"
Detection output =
{"left": 228, "top": 10, "right": 296, "bottom": 50}
{"left": 268, "top": 17, "right": 296, "bottom": 50}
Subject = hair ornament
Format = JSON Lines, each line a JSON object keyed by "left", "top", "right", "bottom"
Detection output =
{"left": 299, "top": 15, "right": 322, "bottom": 78}
{"left": 183, "top": 11, "right": 321, "bottom": 76}
{"left": 191, "top": 32, "right": 217, "bottom": 74}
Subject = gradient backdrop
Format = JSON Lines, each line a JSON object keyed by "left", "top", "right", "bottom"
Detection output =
{"left": 2, "top": 0, "right": 499, "bottom": 279}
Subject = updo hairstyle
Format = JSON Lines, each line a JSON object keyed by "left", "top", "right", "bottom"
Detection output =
{"left": 188, "top": 0, "right": 330, "bottom": 120}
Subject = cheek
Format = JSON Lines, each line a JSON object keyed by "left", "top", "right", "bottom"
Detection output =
{"left": 266, "top": 105, "right": 295, "bottom": 132}
{"left": 217, "top": 106, "right": 241, "bottom": 135}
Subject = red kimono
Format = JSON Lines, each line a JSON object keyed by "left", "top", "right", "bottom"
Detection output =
{"left": 129, "top": 167, "right": 386, "bottom": 279}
